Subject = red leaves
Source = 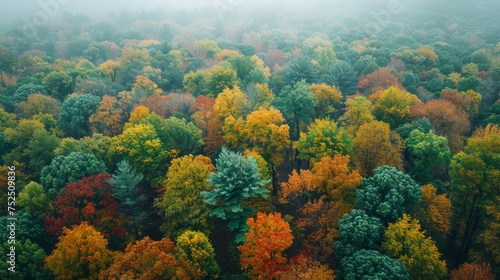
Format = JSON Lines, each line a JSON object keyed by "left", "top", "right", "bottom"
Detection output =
{"left": 45, "top": 173, "right": 124, "bottom": 239}
{"left": 357, "top": 67, "right": 403, "bottom": 96}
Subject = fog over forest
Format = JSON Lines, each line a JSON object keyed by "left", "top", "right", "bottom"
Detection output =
{"left": 0, "top": 0, "right": 499, "bottom": 279}
{"left": 2, "top": 0, "right": 499, "bottom": 29}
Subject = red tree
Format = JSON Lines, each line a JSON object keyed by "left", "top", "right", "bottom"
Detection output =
{"left": 357, "top": 67, "right": 403, "bottom": 96}
{"left": 191, "top": 96, "right": 224, "bottom": 154}
{"left": 45, "top": 173, "right": 125, "bottom": 239}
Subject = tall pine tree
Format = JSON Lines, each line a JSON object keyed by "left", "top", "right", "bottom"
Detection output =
{"left": 108, "top": 160, "right": 152, "bottom": 239}
{"left": 202, "top": 148, "right": 269, "bottom": 245}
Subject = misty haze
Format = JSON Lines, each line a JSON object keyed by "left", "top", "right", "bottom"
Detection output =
{"left": 0, "top": 0, "right": 499, "bottom": 279}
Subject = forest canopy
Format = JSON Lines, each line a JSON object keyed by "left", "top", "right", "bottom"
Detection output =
{"left": 0, "top": 0, "right": 499, "bottom": 279}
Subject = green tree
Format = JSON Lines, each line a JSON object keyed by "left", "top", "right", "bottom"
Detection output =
{"left": 107, "top": 160, "right": 151, "bottom": 239}
{"left": 228, "top": 55, "right": 267, "bottom": 87}
{"left": 202, "top": 148, "right": 269, "bottom": 245}
{"left": 0, "top": 45, "right": 17, "bottom": 74}
{"left": 116, "top": 48, "right": 152, "bottom": 88}
{"left": 176, "top": 231, "right": 220, "bottom": 280}
{"left": 40, "top": 152, "right": 107, "bottom": 196}
{"left": 449, "top": 129, "right": 500, "bottom": 266}
{"left": 183, "top": 70, "right": 209, "bottom": 96}
{"left": 17, "top": 182, "right": 49, "bottom": 220}
{"left": 3, "top": 119, "right": 44, "bottom": 164}
{"left": 0, "top": 108, "right": 17, "bottom": 132}
{"left": 0, "top": 212, "right": 52, "bottom": 252}
{"left": 336, "top": 209, "right": 385, "bottom": 259}
{"left": 322, "top": 60, "right": 358, "bottom": 95}
{"left": 356, "top": 166, "right": 422, "bottom": 223}
{"left": 58, "top": 94, "right": 101, "bottom": 138}
{"left": 161, "top": 117, "right": 203, "bottom": 156}
{"left": 337, "top": 249, "right": 410, "bottom": 280}
{"left": 54, "top": 134, "right": 114, "bottom": 169}
{"left": 25, "top": 129, "right": 60, "bottom": 177}
{"left": 274, "top": 80, "right": 316, "bottom": 140}
{"left": 479, "top": 196, "right": 500, "bottom": 268}
{"left": 396, "top": 117, "right": 434, "bottom": 139}
{"left": 155, "top": 155, "right": 215, "bottom": 238}
{"left": 13, "top": 84, "right": 46, "bottom": 102}
{"left": 3, "top": 119, "right": 59, "bottom": 177}
{"left": 406, "top": 130, "right": 451, "bottom": 184}
{"left": 294, "top": 118, "right": 352, "bottom": 163}
{"left": 205, "top": 63, "right": 237, "bottom": 96}
{"left": 43, "top": 71, "right": 74, "bottom": 100}
{"left": 0, "top": 239, "right": 51, "bottom": 280}
{"left": 282, "top": 56, "right": 319, "bottom": 85}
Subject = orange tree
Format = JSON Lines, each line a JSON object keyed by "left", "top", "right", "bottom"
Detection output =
{"left": 45, "top": 222, "right": 115, "bottom": 280}
{"left": 238, "top": 212, "right": 294, "bottom": 279}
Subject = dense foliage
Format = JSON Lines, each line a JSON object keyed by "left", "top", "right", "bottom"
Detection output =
{"left": 1, "top": 1, "right": 499, "bottom": 278}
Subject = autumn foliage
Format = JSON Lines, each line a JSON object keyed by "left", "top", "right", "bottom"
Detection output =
{"left": 357, "top": 68, "right": 403, "bottom": 96}
{"left": 239, "top": 212, "right": 294, "bottom": 279}
{"left": 99, "top": 237, "right": 195, "bottom": 280}
{"left": 450, "top": 263, "right": 495, "bottom": 280}
{"left": 46, "top": 222, "right": 115, "bottom": 280}
{"left": 45, "top": 173, "right": 125, "bottom": 239}
{"left": 353, "top": 121, "right": 404, "bottom": 177}
{"left": 1, "top": 6, "right": 499, "bottom": 280}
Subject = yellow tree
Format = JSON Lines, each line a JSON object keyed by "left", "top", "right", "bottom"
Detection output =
{"left": 340, "top": 96, "right": 375, "bottom": 137}
{"left": 214, "top": 85, "right": 248, "bottom": 119}
{"left": 239, "top": 107, "right": 290, "bottom": 167}
{"left": 124, "top": 105, "right": 152, "bottom": 129}
{"left": 372, "top": 86, "right": 421, "bottom": 128}
{"left": 215, "top": 49, "right": 241, "bottom": 60}
{"left": 176, "top": 231, "right": 220, "bottom": 279}
{"left": 223, "top": 108, "right": 290, "bottom": 194}
{"left": 279, "top": 254, "right": 335, "bottom": 280}
{"left": 412, "top": 184, "right": 452, "bottom": 236}
{"left": 382, "top": 214, "right": 447, "bottom": 280}
{"left": 353, "top": 121, "right": 404, "bottom": 177}
{"left": 206, "top": 64, "right": 237, "bottom": 96}
{"left": 311, "top": 155, "right": 362, "bottom": 211}
{"left": 110, "top": 124, "right": 167, "bottom": 183}
{"left": 238, "top": 212, "right": 294, "bottom": 280}
{"left": 449, "top": 126, "right": 500, "bottom": 265}
{"left": 89, "top": 95, "right": 124, "bottom": 136}
{"left": 294, "top": 119, "right": 352, "bottom": 163}
{"left": 278, "top": 170, "right": 315, "bottom": 209}
{"left": 45, "top": 222, "right": 115, "bottom": 280}
{"left": 16, "top": 93, "right": 61, "bottom": 119}
{"left": 309, "top": 83, "right": 342, "bottom": 119}
{"left": 99, "top": 59, "right": 120, "bottom": 82}
{"left": 154, "top": 155, "right": 215, "bottom": 239}
{"left": 132, "top": 75, "right": 163, "bottom": 96}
